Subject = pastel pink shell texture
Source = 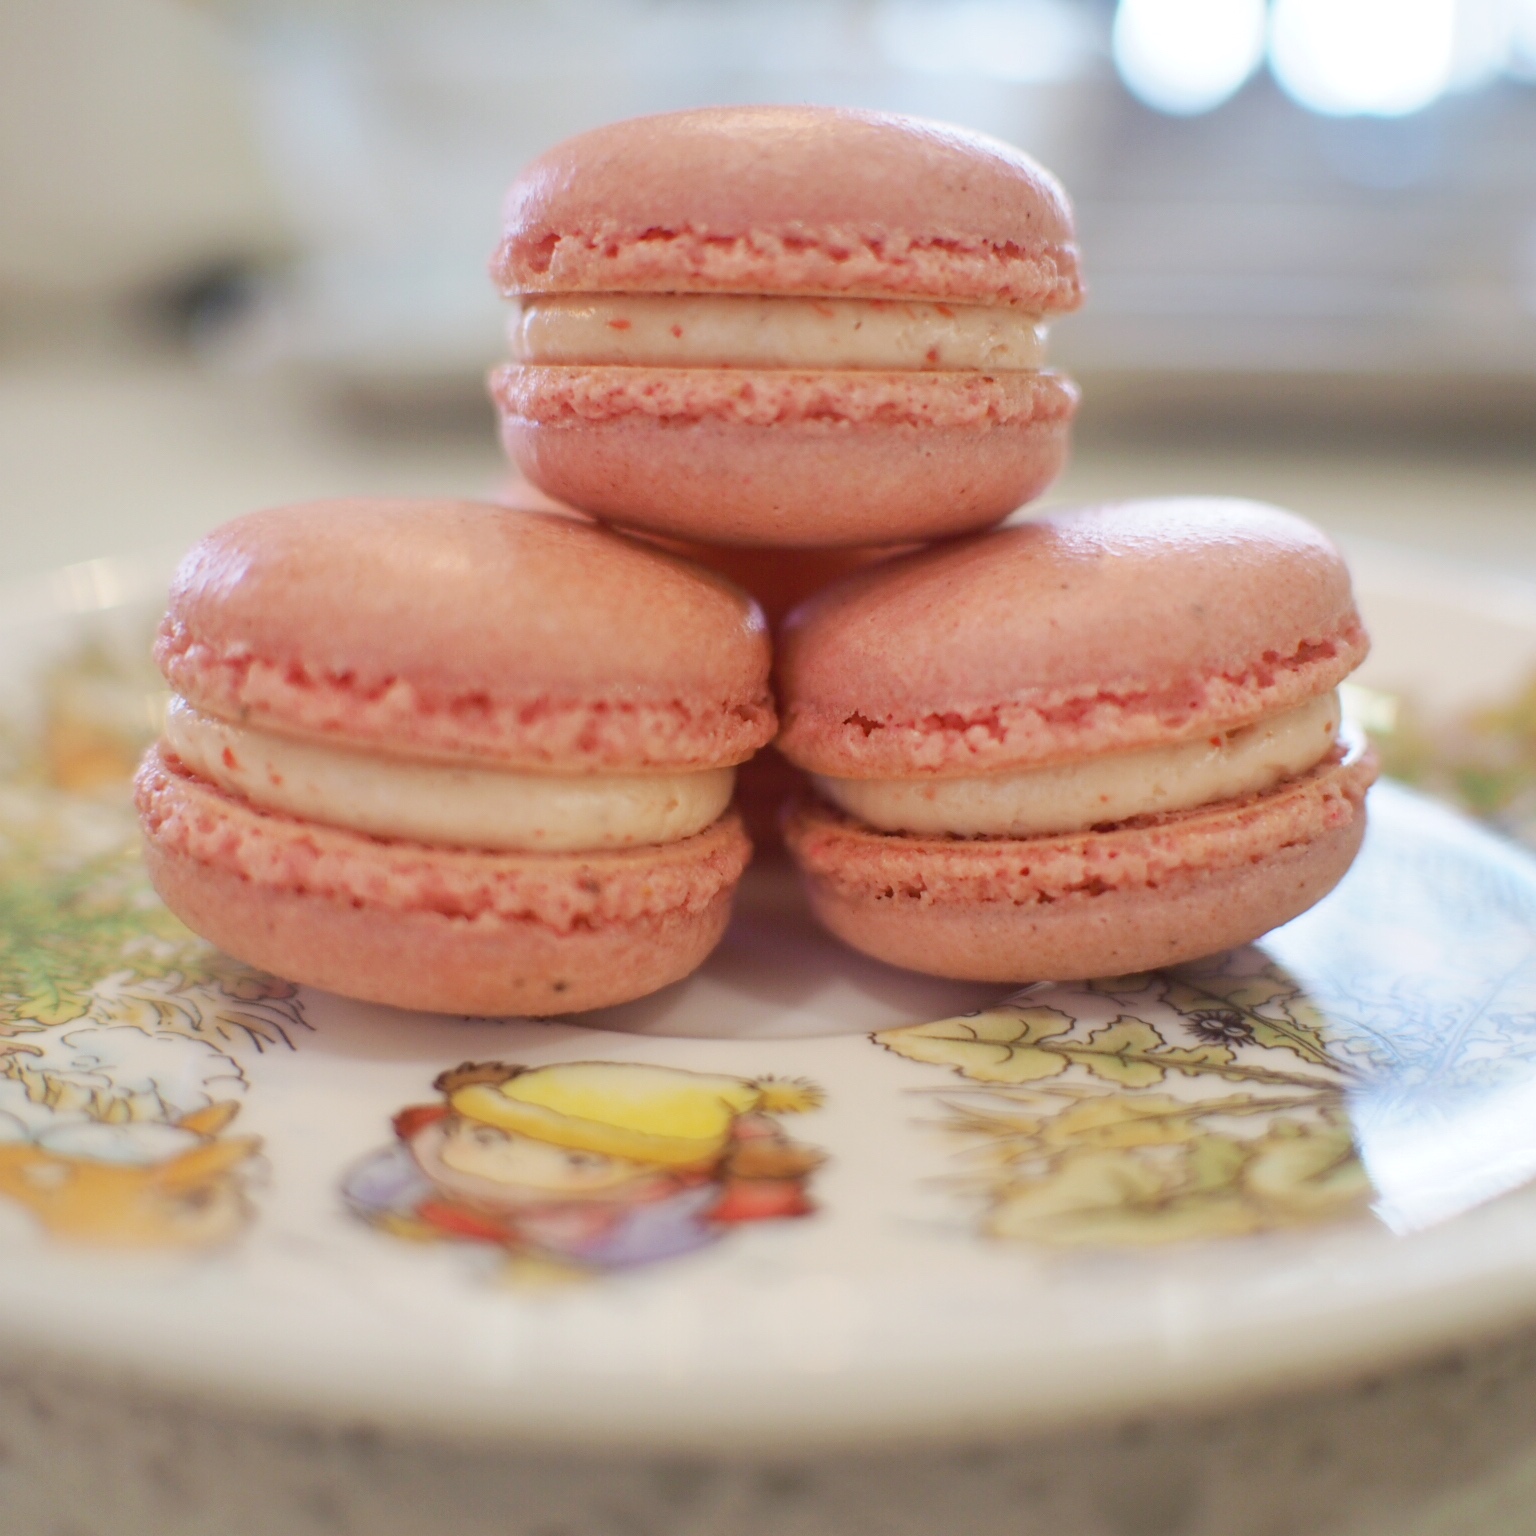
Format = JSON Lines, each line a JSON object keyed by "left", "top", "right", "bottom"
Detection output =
{"left": 137, "top": 499, "right": 775, "bottom": 1015}
{"left": 490, "top": 106, "right": 1084, "bottom": 548}
{"left": 776, "top": 497, "right": 1378, "bottom": 982}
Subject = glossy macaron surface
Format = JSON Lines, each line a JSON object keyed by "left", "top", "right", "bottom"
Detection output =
{"left": 159, "top": 499, "right": 775, "bottom": 770}
{"left": 494, "top": 105, "right": 1082, "bottom": 311}
{"left": 777, "top": 498, "right": 1369, "bottom": 778}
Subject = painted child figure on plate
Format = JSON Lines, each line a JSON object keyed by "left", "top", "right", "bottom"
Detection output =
{"left": 345, "top": 1061, "right": 825, "bottom": 1277}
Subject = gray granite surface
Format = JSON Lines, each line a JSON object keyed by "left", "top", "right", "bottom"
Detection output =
{"left": 7, "top": 1325, "right": 1536, "bottom": 1536}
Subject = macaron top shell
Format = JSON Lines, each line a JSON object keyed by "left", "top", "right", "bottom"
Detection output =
{"left": 777, "top": 498, "right": 1368, "bottom": 779}
{"left": 158, "top": 499, "right": 775, "bottom": 772}
{"left": 494, "top": 106, "right": 1082, "bottom": 313}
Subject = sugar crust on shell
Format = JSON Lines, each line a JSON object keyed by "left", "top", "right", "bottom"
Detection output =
{"left": 782, "top": 747, "right": 1377, "bottom": 982}
{"left": 158, "top": 499, "right": 775, "bottom": 771}
{"left": 494, "top": 106, "right": 1083, "bottom": 312}
{"left": 777, "top": 498, "right": 1369, "bottom": 775}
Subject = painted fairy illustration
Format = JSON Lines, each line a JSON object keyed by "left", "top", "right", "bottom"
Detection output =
{"left": 0, "top": 1083, "right": 261, "bottom": 1249}
{"left": 344, "top": 1060, "right": 826, "bottom": 1277}
{"left": 0, "top": 631, "right": 310, "bottom": 1249}
{"left": 0, "top": 948, "right": 307, "bottom": 1249}
{"left": 0, "top": 912, "right": 304, "bottom": 1250}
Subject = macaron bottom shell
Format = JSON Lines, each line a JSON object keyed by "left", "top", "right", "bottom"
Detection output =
{"left": 783, "top": 748, "right": 1376, "bottom": 984}
{"left": 137, "top": 750, "right": 750, "bottom": 1016}
{"left": 143, "top": 841, "right": 737, "bottom": 1017}
{"left": 497, "top": 392, "right": 1074, "bottom": 548}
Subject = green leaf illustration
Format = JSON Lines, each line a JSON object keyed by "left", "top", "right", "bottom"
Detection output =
{"left": 986, "top": 1145, "right": 1266, "bottom": 1246}
{"left": 1188, "top": 1132, "right": 1250, "bottom": 1193}
{"left": 876, "top": 1006, "right": 1076, "bottom": 1084}
{"left": 882, "top": 944, "right": 1374, "bottom": 1248}
{"left": 1037, "top": 1093, "right": 1211, "bottom": 1150}
{"left": 1074, "top": 1018, "right": 1167, "bottom": 1087}
{"left": 980, "top": 1107, "right": 1370, "bottom": 1248}
{"left": 880, "top": 1001, "right": 1327, "bottom": 1090}
{"left": 1087, "top": 960, "right": 1351, "bottom": 1077}
{"left": 14, "top": 982, "right": 90, "bottom": 1028}
{"left": 1242, "top": 1116, "right": 1370, "bottom": 1215}
{"left": 1071, "top": 1017, "right": 1237, "bottom": 1087}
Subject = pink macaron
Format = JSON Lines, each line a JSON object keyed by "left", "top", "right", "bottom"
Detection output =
{"left": 490, "top": 106, "right": 1083, "bottom": 548}
{"left": 777, "top": 498, "right": 1378, "bottom": 981}
{"left": 135, "top": 500, "right": 775, "bottom": 1015}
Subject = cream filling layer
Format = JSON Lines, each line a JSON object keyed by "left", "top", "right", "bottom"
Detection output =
{"left": 163, "top": 701, "right": 735, "bottom": 853}
{"left": 815, "top": 693, "right": 1342, "bottom": 839}
{"left": 511, "top": 295, "right": 1047, "bottom": 372}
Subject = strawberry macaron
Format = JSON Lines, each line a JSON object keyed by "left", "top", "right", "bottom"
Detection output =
{"left": 490, "top": 105, "right": 1082, "bottom": 548}
{"left": 777, "top": 499, "right": 1378, "bottom": 981}
{"left": 135, "top": 500, "right": 775, "bottom": 1015}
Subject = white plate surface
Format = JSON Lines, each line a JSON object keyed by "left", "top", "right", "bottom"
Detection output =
{"left": 3, "top": 546, "right": 1536, "bottom": 1452}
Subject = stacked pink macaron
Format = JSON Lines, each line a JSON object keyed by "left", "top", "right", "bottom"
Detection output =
{"left": 491, "top": 105, "right": 1083, "bottom": 549}
{"left": 136, "top": 105, "right": 1378, "bottom": 1017}
{"left": 489, "top": 103, "right": 1088, "bottom": 862}
{"left": 485, "top": 104, "right": 1376, "bottom": 986}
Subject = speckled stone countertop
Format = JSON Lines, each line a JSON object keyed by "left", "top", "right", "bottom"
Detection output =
{"left": 7, "top": 1322, "right": 1536, "bottom": 1536}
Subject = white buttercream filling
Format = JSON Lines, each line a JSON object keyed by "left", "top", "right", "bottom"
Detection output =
{"left": 511, "top": 295, "right": 1047, "bottom": 372}
{"left": 164, "top": 700, "right": 734, "bottom": 852}
{"left": 815, "top": 693, "right": 1342, "bottom": 838}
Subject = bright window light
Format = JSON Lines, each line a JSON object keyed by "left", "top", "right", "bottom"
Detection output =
{"left": 1513, "top": 0, "right": 1536, "bottom": 76}
{"left": 1448, "top": 0, "right": 1517, "bottom": 90}
{"left": 1269, "top": 0, "right": 1458, "bottom": 116}
{"left": 1111, "top": 0, "right": 1267, "bottom": 115}
{"left": 874, "top": 0, "right": 1095, "bottom": 84}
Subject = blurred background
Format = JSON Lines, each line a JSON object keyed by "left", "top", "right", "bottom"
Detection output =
{"left": 1, "top": 0, "right": 1534, "bottom": 581}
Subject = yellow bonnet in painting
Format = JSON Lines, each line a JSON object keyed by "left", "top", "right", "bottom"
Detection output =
{"left": 449, "top": 1063, "right": 820, "bottom": 1168}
